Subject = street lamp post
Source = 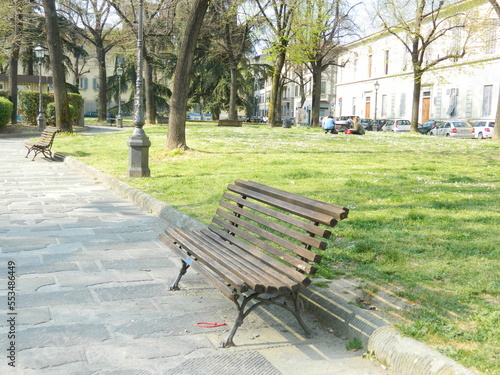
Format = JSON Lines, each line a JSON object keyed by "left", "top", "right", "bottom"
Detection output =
{"left": 34, "top": 45, "right": 46, "bottom": 131}
{"left": 127, "top": 0, "right": 150, "bottom": 177}
{"left": 116, "top": 66, "right": 123, "bottom": 128}
{"left": 374, "top": 81, "right": 380, "bottom": 131}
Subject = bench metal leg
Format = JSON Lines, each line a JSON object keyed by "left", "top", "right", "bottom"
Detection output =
{"left": 169, "top": 260, "right": 190, "bottom": 291}
{"left": 221, "top": 291, "right": 311, "bottom": 348}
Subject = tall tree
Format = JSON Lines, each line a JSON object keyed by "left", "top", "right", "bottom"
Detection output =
{"left": 376, "top": 0, "right": 474, "bottom": 132}
{"left": 488, "top": 0, "right": 500, "bottom": 140}
{"left": 42, "top": 0, "right": 72, "bottom": 131}
{"left": 288, "top": 0, "right": 355, "bottom": 127}
{"left": 255, "top": 0, "right": 297, "bottom": 127}
{"left": 167, "top": 0, "right": 210, "bottom": 150}
{"left": 208, "top": 0, "right": 254, "bottom": 120}
{"left": 63, "top": 0, "right": 121, "bottom": 122}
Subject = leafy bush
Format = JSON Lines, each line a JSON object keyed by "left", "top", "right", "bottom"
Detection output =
{"left": 19, "top": 91, "right": 53, "bottom": 125}
{"left": 47, "top": 102, "right": 76, "bottom": 126}
{"left": 46, "top": 102, "right": 56, "bottom": 125}
{"left": 0, "top": 90, "right": 9, "bottom": 99}
{"left": 19, "top": 91, "right": 83, "bottom": 126}
{"left": 68, "top": 93, "right": 84, "bottom": 125}
{"left": 0, "top": 97, "right": 14, "bottom": 128}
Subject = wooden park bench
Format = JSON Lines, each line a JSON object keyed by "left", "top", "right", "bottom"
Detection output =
{"left": 157, "top": 115, "right": 169, "bottom": 125}
{"left": 217, "top": 119, "right": 243, "bottom": 127}
{"left": 158, "top": 180, "right": 348, "bottom": 347}
{"left": 24, "top": 127, "right": 60, "bottom": 161}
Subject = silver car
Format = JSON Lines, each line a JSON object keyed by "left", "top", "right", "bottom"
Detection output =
{"left": 382, "top": 119, "right": 411, "bottom": 132}
{"left": 429, "top": 120, "right": 474, "bottom": 138}
{"left": 472, "top": 120, "right": 495, "bottom": 139}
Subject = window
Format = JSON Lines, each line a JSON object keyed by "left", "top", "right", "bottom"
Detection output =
{"left": 399, "top": 93, "right": 406, "bottom": 117}
{"left": 92, "top": 78, "right": 99, "bottom": 90}
{"left": 79, "top": 77, "right": 88, "bottom": 90}
{"left": 321, "top": 81, "right": 326, "bottom": 95}
{"left": 482, "top": 85, "right": 493, "bottom": 117}
{"left": 485, "top": 20, "right": 499, "bottom": 54}
{"left": 384, "top": 50, "right": 389, "bottom": 75}
{"left": 447, "top": 88, "right": 458, "bottom": 117}
{"left": 368, "top": 54, "right": 372, "bottom": 78}
{"left": 381, "top": 95, "right": 387, "bottom": 117}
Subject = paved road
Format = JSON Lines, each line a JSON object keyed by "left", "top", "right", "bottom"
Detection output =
{"left": 0, "top": 136, "right": 392, "bottom": 375}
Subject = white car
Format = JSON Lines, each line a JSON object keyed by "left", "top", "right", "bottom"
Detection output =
{"left": 382, "top": 119, "right": 411, "bottom": 132}
{"left": 429, "top": 120, "right": 474, "bottom": 138}
{"left": 472, "top": 120, "right": 495, "bottom": 139}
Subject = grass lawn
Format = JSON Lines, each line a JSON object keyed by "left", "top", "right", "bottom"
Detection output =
{"left": 54, "top": 122, "right": 499, "bottom": 374}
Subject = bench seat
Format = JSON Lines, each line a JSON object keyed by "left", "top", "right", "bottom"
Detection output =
{"left": 24, "top": 127, "right": 60, "bottom": 161}
{"left": 159, "top": 180, "right": 348, "bottom": 347}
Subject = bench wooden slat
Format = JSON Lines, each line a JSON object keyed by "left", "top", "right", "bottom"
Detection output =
{"left": 209, "top": 220, "right": 315, "bottom": 278}
{"left": 187, "top": 231, "right": 287, "bottom": 294}
{"left": 171, "top": 229, "right": 272, "bottom": 294}
{"left": 234, "top": 180, "right": 349, "bottom": 221}
{"left": 215, "top": 207, "right": 322, "bottom": 263}
{"left": 228, "top": 184, "right": 338, "bottom": 226}
{"left": 205, "top": 226, "right": 310, "bottom": 288}
{"left": 165, "top": 228, "right": 254, "bottom": 293}
{"left": 199, "top": 230, "right": 300, "bottom": 293}
{"left": 218, "top": 199, "right": 327, "bottom": 251}
{"left": 158, "top": 234, "right": 237, "bottom": 301}
{"left": 222, "top": 192, "right": 333, "bottom": 239}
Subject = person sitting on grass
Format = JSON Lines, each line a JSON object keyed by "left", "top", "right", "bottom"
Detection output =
{"left": 322, "top": 115, "right": 336, "bottom": 134}
{"left": 351, "top": 117, "right": 365, "bottom": 135}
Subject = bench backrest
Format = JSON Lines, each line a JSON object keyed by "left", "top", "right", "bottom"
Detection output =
{"left": 37, "top": 127, "right": 60, "bottom": 147}
{"left": 208, "top": 180, "right": 349, "bottom": 282}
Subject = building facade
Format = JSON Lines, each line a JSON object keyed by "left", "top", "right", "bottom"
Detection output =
{"left": 335, "top": 0, "right": 500, "bottom": 124}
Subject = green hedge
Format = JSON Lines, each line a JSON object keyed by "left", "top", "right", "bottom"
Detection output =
{"left": 0, "top": 97, "right": 14, "bottom": 129}
{"left": 0, "top": 90, "right": 9, "bottom": 99}
{"left": 19, "top": 91, "right": 83, "bottom": 126}
{"left": 19, "top": 91, "right": 54, "bottom": 125}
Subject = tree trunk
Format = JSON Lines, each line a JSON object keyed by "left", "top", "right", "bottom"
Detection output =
{"left": 9, "top": 45, "right": 20, "bottom": 125}
{"left": 411, "top": 70, "right": 421, "bottom": 132}
{"left": 310, "top": 62, "right": 322, "bottom": 127}
{"left": 145, "top": 54, "right": 156, "bottom": 124}
{"left": 9, "top": 2, "right": 22, "bottom": 125}
{"left": 96, "top": 46, "right": 107, "bottom": 122}
{"left": 493, "top": 87, "right": 500, "bottom": 140}
{"left": 268, "top": 49, "right": 286, "bottom": 127}
{"left": 228, "top": 66, "right": 238, "bottom": 120}
{"left": 488, "top": 0, "right": 500, "bottom": 140}
{"left": 42, "top": 0, "right": 72, "bottom": 132}
{"left": 167, "top": 0, "right": 210, "bottom": 150}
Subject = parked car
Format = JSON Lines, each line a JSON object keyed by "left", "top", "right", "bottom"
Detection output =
{"left": 382, "top": 119, "right": 411, "bottom": 132}
{"left": 429, "top": 120, "right": 474, "bottom": 138}
{"left": 418, "top": 120, "right": 442, "bottom": 135}
{"left": 369, "top": 118, "right": 388, "bottom": 132}
{"left": 472, "top": 120, "right": 495, "bottom": 139}
{"left": 360, "top": 118, "right": 372, "bottom": 130}
{"left": 335, "top": 116, "right": 355, "bottom": 131}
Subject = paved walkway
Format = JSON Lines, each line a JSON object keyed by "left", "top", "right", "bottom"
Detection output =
{"left": 0, "top": 137, "right": 392, "bottom": 375}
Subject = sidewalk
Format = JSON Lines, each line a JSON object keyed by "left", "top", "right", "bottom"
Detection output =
{"left": 0, "top": 136, "right": 393, "bottom": 375}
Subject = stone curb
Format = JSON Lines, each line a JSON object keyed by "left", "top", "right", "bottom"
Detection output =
{"left": 62, "top": 154, "right": 478, "bottom": 375}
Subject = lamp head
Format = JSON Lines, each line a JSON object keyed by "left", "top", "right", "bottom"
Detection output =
{"left": 34, "top": 45, "right": 46, "bottom": 59}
